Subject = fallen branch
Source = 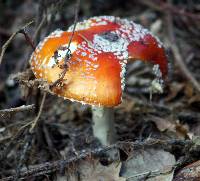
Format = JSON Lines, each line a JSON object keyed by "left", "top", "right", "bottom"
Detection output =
{"left": 0, "top": 104, "right": 35, "bottom": 119}
{"left": 0, "top": 138, "right": 194, "bottom": 181}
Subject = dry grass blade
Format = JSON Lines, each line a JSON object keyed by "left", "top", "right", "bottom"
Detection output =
{"left": 50, "top": 0, "right": 80, "bottom": 88}
{"left": 29, "top": 92, "right": 47, "bottom": 133}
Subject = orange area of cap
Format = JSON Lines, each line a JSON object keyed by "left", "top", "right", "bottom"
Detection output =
{"left": 30, "top": 31, "right": 122, "bottom": 106}
{"left": 54, "top": 52, "right": 122, "bottom": 106}
{"left": 30, "top": 16, "right": 168, "bottom": 107}
{"left": 128, "top": 34, "right": 168, "bottom": 77}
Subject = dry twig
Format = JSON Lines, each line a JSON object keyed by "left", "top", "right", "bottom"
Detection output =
{"left": 33, "top": 15, "right": 46, "bottom": 41}
{"left": 50, "top": 0, "right": 80, "bottom": 88}
{"left": 171, "top": 44, "right": 200, "bottom": 93}
{"left": 166, "top": 0, "right": 200, "bottom": 93}
{"left": 29, "top": 92, "right": 47, "bottom": 133}
{"left": 0, "top": 21, "right": 34, "bottom": 66}
{"left": 0, "top": 138, "right": 193, "bottom": 181}
{"left": 0, "top": 104, "right": 35, "bottom": 118}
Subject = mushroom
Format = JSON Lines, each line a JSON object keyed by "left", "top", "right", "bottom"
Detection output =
{"left": 30, "top": 16, "right": 168, "bottom": 146}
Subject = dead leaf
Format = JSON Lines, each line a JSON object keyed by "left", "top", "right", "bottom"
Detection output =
{"left": 174, "top": 160, "right": 200, "bottom": 181}
{"left": 149, "top": 115, "right": 174, "bottom": 132}
{"left": 57, "top": 159, "right": 125, "bottom": 181}
{"left": 120, "top": 148, "right": 175, "bottom": 181}
{"left": 184, "top": 83, "right": 194, "bottom": 98}
{"left": 80, "top": 160, "right": 125, "bottom": 181}
{"left": 149, "top": 115, "right": 189, "bottom": 139}
{"left": 165, "top": 82, "right": 184, "bottom": 102}
{"left": 189, "top": 94, "right": 200, "bottom": 105}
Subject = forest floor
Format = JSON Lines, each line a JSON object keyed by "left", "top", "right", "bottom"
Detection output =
{"left": 0, "top": 0, "right": 200, "bottom": 180}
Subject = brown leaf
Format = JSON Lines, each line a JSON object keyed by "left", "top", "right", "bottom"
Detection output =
{"left": 174, "top": 160, "right": 200, "bottom": 181}
{"left": 184, "top": 82, "right": 194, "bottom": 98}
{"left": 120, "top": 148, "right": 175, "bottom": 181}
{"left": 79, "top": 160, "right": 125, "bottom": 181}
{"left": 165, "top": 82, "right": 184, "bottom": 102}
{"left": 57, "top": 159, "right": 125, "bottom": 181}
{"left": 149, "top": 115, "right": 189, "bottom": 139}
{"left": 149, "top": 115, "right": 174, "bottom": 132}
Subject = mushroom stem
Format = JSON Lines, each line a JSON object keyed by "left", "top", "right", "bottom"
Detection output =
{"left": 92, "top": 106, "right": 116, "bottom": 146}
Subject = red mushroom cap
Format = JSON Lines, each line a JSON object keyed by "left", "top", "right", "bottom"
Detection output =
{"left": 30, "top": 16, "right": 168, "bottom": 107}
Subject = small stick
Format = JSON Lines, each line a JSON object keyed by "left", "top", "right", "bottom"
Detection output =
{"left": 50, "top": 65, "right": 69, "bottom": 88}
{"left": 14, "top": 133, "right": 33, "bottom": 181}
{"left": 78, "top": 33, "right": 94, "bottom": 48}
{"left": 29, "top": 92, "right": 47, "bottom": 133}
{"left": 50, "top": 0, "right": 80, "bottom": 88}
{"left": 166, "top": 0, "right": 200, "bottom": 93}
{"left": 0, "top": 104, "right": 35, "bottom": 114}
{"left": 171, "top": 44, "right": 200, "bottom": 93}
{"left": 0, "top": 104, "right": 35, "bottom": 119}
{"left": 23, "top": 14, "right": 46, "bottom": 70}
{"left": 0, "top": 21, "right": 34, "bottom": 66}
{"left": 126, "top": 165, "right": 174, "bottom": 180}
{"left": 65, "top": 0, "right": 80, "bottom": 57}
{"left": 33, "top": 15, "right": 46, "bottom": 41}
{"left": 18, "top": 29, "right": 36, "bottom": 50}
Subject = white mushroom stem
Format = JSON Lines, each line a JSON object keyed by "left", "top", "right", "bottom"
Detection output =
{"left": 92, "top": 106, "right": 116, "bottom": 146}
